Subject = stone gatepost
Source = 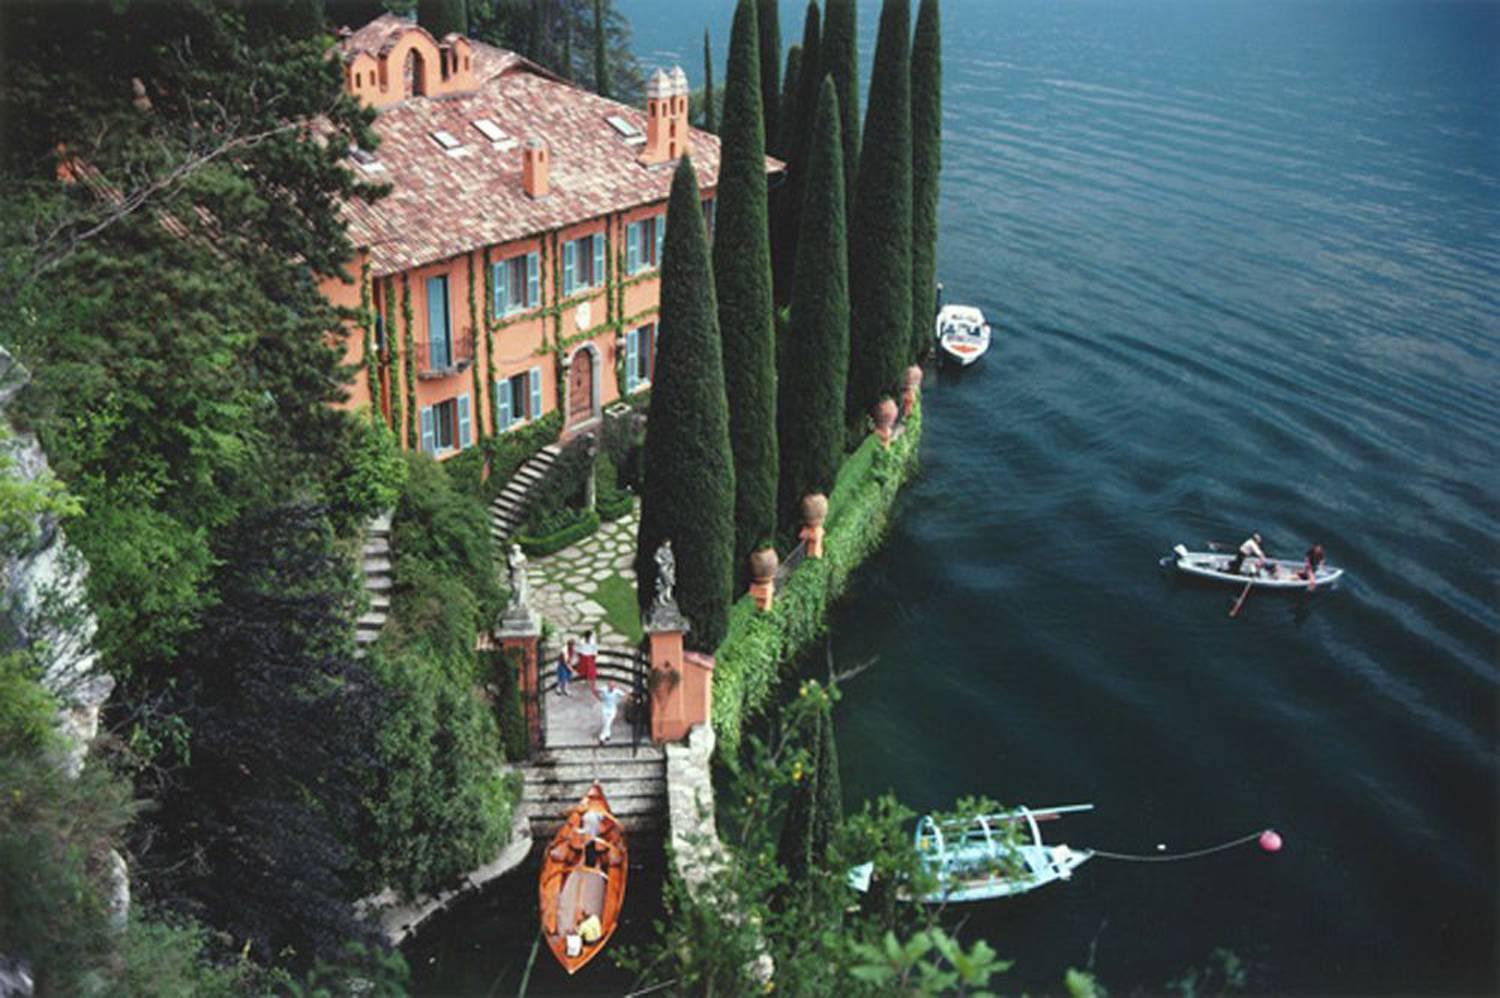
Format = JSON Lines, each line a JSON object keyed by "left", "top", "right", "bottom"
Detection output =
{"left": 644, "top": 541, "right": 715, "bottom": 743}
{"left": 497, "top": 544, "right": 543, "bottom": 751}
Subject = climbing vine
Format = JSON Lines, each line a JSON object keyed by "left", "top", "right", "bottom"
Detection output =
{"left": 359, "top": 261, "right": 379, "bottom": 425}
{"left": 384, "top": 278, "right": 401, "bottom": 441}
{"left": 482, "top": 245, "right": 498, "bottom": 435}
{"left": 467, "top": 251, "right": 484, "bottom": 442}
{"left": 401, "top": 273, "right": 417, "bottom": 450}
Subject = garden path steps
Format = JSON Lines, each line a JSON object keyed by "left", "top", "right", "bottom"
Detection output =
{"left": 488, "top": 443, "right": 562, "bottom": 547}
{"left": 355, "top": 510, "right": 392, "bottom": 652}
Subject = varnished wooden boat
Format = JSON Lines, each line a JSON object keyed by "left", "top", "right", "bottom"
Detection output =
{"left": 538, "top": 782, "right": 628, "bottom": 974}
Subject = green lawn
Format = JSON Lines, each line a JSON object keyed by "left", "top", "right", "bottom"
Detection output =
{"left": 593, "top": 573, "right": 644, "bottom": 644}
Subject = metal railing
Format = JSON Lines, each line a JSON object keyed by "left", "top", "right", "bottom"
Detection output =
{"left": 415, "top": 332, "right": 475, "bottom": 378}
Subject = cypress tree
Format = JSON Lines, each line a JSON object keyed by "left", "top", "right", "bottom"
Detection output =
{"left": 634, "top": 159, "right": 735, "bottom": 652}
{"left": 778, "top": 78, "right": 848, "bottom": 530}
{"left": 593, "top": 0, "right": 610, "bottom": 97}
{"left": 714, "top": 0, "right": 778, "bottom": 589}
{"left": 417, "top": 0, "right": 467, "bottom": 39}
{"left": 768, "top": 43, "right": 801, "bottom": 303}
{"left": 560, "top": 15, "right": 573, "bottom": 80}
{"left": 845, "top": 0, "right": 912, "bottom": 434}
{"left": 772, "top": 2, "right": 822, "bottom": 306}
{"left": 820, "top": 0, "right": 860, "bottom": 223}
{"left": 757, "top": 0, "right": 782, "bottom": 153}
{"left": 810, "top": 706, "right": 843, "bottom": 862}
{"left": 774, "top": 46, "right": 802, "bottom": 162}
{"left": 911, "top": 0, "right": 942, "bottom": 362}
{"left": 702, "top": 29, "right": 716, "bottom": 133}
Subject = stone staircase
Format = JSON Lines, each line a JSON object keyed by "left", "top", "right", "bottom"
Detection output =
{"left": 518, "top": 742, "right": 667, "bottom": 837}
{"left": 489, "top": 443, "right": 562, "bottom": 547}
{"left": 355, "top": 511, "right": 393, "bottom": 650}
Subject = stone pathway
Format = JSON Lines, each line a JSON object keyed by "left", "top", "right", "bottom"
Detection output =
{"left": 525, "top": 505, "right": 640, "bottom": 649}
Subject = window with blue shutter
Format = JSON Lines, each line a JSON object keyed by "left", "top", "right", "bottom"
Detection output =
{"left": 529, "top": 366, "right": 542, "bottom": 419}
{"left": 591, "top": 234, "right": 605, "bottom": 287}
{"left": 625, "top": 328, "right": 639, "bottom": 392}
{"left": 457, "top": 394, "right": 471, "bottom": 449}
{"left": 526, "top": 252, "right": 539, "bottom": 307}
{"left": 655, "top": 214, "right": 665, "bottom": 268}
{"left": 626, "top": 222, "right": 640, "bottom": 274}
{"left": 420, "top": 405, "right": 436, "bottom": 453}
{"left": 563, "top": 240, "right": 576, "bottom": 295}
{"left": 426, "top": 276, "right": 451, "bottom": 369}
{"left": 496, "top": 379, "right": 511, "bottom": 429}
{"left": 492, "top": 262, "right": 508, "bottom": 318}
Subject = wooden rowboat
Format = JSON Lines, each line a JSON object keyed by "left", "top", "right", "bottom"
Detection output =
{"left": 538, "top": 782, "right": 628, "bottom": 974}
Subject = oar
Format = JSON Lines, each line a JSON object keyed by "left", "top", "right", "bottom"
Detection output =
{"left": 1229, "top": 579, "right": 1253, "bottom": 618}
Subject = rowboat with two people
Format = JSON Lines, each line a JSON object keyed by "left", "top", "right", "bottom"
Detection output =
{"left": 1167, "top": 544, "right": 1343, "bottom": 590}
{"left": 538, "top": 783, "right": 628, "bottom": 974}
{"left": 849, "top": 803, "right": 1095, "bottom": 904}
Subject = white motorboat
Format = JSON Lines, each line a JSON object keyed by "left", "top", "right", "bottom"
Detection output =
{"left": 935, "top": 304, "right": 991, "bottom": 366}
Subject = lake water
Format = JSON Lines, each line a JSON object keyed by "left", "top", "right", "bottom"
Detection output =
{"left": 413, "top": 1, "right": 1499, "bottom": 992}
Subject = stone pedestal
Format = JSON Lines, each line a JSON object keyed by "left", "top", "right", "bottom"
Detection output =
{"left": 749, "top": 578, "right": 774, "bottom": 612}
{"left": 799, "top": 524, "right": 825, "bottom": 559}
{"left": 497, "top": 563, "right": 543, "bottom": 751}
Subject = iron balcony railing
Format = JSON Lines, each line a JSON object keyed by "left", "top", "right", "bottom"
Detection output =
{"left": 416, "top": 332, "right": 475, "bottom": 378}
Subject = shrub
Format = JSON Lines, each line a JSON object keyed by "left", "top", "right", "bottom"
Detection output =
{"left": 601, "top": 410, "right": 647, "bottom": 490}
{"left": 523, "top": 437, "right": 593, "bottom": 521}
{"left": 324, "top": 412, "right": 406, "bottom": 536}
{"left": 596, "top": 452, "right": 634, "bottom": 522}
{"left": 518, "top": 506, "right": 600, "bottom": 557}
{"left": 484, "top": 647, "right": 529, "bottom": 762}
{"left": 390, "top": 454, "right": 503, "bottom": 630}
{"left": 478, "top": 410, "right": 564, "bottom": 502}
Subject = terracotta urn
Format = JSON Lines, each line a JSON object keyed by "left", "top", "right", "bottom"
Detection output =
{"left": 800, "top": 493, "right": 828, "bottom": 529}
{"left": 873, "top": 397, "right": 899, "bottom": 445}
{"left": 749, "top": 546, "right": 779, "bottom": 584}
{"left": 902, "top": 365, "right": 923, "bottom": 416}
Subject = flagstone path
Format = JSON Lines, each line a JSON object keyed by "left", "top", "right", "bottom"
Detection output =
{"left": 524, "top": 504, "right": 641, "bottom": 650}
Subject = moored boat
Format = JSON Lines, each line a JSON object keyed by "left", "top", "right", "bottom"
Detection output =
{"left": 1168, "top": 544, "right": 1344, "bottom": 588}
{"left": 935, "top": 304, "right": 992, "bottom": 365}
{"left": 912, "top": 803, "right": 1094, "bottom": 902}
{"left": 538, "top": 783, "right": 628, "bottom": 974}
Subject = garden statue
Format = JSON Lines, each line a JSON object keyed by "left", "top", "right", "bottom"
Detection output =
{"left": 507, "top": 544, "right": 530, "bottom": 610}
{"left": 653, "top": 540, "right": 676, "bottom": 610}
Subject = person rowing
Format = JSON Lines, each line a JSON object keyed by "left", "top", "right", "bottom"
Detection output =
{"left": 1226, "top": 532, "right": 1269, "bottom": 576}
{"left": 1300, "top": 543, "right": 1326, "bottom": 591}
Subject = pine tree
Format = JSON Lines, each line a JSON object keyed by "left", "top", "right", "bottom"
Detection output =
{"left": 911, "top": 0, "right": 942, "bottom": 362}
{"left": 635, "top": 159, "right": 735, "bottom": 652}
{"left": 778, "top": 78, "right": 849, "bottom": 530}
{"left": 845, "top": 0, "right": 912, "bottom": 434}
{"left": 714, "top": 0, "right": 778, "bottom": 589}
{"left": 820, "top": 0, "right": 860, "bottom": 223}
{"left": 771, "top": 2, "right": 822, "bottom": 306}
{"left": 702, "top": 28, "right": 716, "bottom": 133}
{"left": 593, "top": 0, "right": 610, "bottom": 96}
{"left": 417, "top": 0, "right": 467, "bottom": 38}
{"left": 757, "top": 0, "right": 781, "bottom": 155}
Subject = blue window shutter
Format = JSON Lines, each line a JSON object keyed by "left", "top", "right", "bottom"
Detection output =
{"left": 529, "top": 366, "right": 542, "bottom": 419}
{"left": 497, "top": 379, "right": 511, "bottom": 429}
{"left": 563, "top": 240, "right": 576, "bottom": 295}
{"left": 626, "top": 222, "right": 639, "bottom": 274}
{"left": 426, "top": 276, "right": 450, "bottom": 368}
{"left": 457, "top": 394, "right": 472, "bottom": 449}
{"left": 625, "top": 328, "right": 638, "bottom": 392}
{"left": 420, "top": 405, "right": 436, "bottom": 453}
{"left": 493, "top": 262, "right": 508, "bottom": 317}
{"left": 592, "top": 234, "right": 605, "bottom": 287}
{"left": 527, "top": 252, "right": 539, "bottom": 307}
{"left": 655, "top": 214, "right": 665, "bottom": 267}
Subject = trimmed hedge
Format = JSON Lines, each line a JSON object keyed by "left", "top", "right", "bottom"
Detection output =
{"left": 595, "top": 451, "right": 634, "bottom": 522}
{"left": 597, "top": 490, "right": 634, "bottom": 522}
{"left": 445, "top": 410, "right": 564, "bottom": 502}
{"left": 712, "top": 398, "right": 922, "bottom": 751}
{"left": 518, "top": 507, "right": 601, "bottom": 557}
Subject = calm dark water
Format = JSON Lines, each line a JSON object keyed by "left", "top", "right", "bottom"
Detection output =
{"left": 415, "top": 1, "right": 1499, "bottom": 993}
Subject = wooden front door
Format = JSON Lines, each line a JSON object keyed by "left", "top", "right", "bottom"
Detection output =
{"left": 568, "top": 352, "right": 594, "bottom": 426}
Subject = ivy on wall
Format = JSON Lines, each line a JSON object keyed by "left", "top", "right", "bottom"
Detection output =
{"left": 359, "top": 260, "right": 379, "bottom": 426}
{"left": 384, "top": 278, "right": 401, "bottom": 441}
{"left": 401, "top": 273, "right": 416, "bottom": 451}
{"left": 466, "top": 251, "right": 485, "bottom": 442}
{"left": 482, "top": 245, "right": 497, "bottom": 435}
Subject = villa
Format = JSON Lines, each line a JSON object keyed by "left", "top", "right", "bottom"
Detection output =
{"left": 324, "top": 15, "right": 763, "bottom": 457}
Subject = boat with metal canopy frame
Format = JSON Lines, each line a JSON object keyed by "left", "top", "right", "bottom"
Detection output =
{"left": 911, "top": 803, "right": 1095, "bottom": 903}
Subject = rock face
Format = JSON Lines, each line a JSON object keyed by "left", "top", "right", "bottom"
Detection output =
{"left": 0, "top": 347, "right": 114, "bottom": 779}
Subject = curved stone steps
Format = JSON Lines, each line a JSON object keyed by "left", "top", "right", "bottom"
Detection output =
{"left": 488, "top": 443, "right": 562, "bottom": 545}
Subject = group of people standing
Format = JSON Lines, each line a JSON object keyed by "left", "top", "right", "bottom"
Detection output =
{"left": 555, "top": 630, "right": 627, "bottom": 743}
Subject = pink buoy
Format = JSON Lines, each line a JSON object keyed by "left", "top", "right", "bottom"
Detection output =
{"left": 1259, "top": 829, "right": 1283, "bottom": 853}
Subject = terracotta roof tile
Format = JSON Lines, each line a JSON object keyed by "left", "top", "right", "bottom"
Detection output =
{"left": 342, "top": 53, "right": 780, "bottom": 277}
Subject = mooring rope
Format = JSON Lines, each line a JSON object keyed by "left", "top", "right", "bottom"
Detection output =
{"left": 1087, "top": 830, "right": 1268, "bottom": 863}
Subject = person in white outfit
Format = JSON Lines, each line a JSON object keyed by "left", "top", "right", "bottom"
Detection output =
{"left": 597, "top": 682, "right": 625, "bottom": 743}
{"left": 1228, "top": 532, "right": 1268, "bottom": 575}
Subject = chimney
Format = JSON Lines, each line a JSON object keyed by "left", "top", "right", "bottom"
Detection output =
{"left": 640, "top": 66, "right": 690, "bottom": 165}
{"left": 523, "top": 138, "right": 550, "bottom": 198}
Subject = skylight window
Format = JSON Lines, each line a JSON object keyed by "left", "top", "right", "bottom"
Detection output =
{"left": 348, "top": 146, "right": 385, "bottom": 173}
{"left": 607, "top": 115, "right": 646, "bottom": 145}
{"left": 431, "top": 130, "right": 462, "bottom": 150}
{"left": 472, "top": 119, "right": 507, "bottom": 143}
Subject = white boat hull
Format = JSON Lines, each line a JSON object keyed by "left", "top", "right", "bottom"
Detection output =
{"left": 1169, "top": 547, "right": 1343, "bottom": 589}
{"left": 936, "top": 304, "right": 991, "bottom": 365}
